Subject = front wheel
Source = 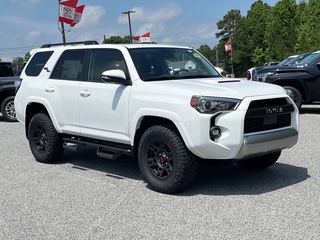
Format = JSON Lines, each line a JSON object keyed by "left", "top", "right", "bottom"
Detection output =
{"left": 284, "top": 86, "right": 302, "bottom": 110}
{"left": 236, "top": 151, "right": 281, "bottom": 170}
{"left": 138, "top": 125, "right": 198, "bottom": 194}
{"left": 1, "top": 96, "right": 17, "bottom": 122}
{"left": 28, "top": 113, "right": 64, "bottom": 163}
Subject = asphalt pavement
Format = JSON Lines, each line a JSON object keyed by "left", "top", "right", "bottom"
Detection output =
{"left": 1, "top": 105, "right": 320, "bottom": 239}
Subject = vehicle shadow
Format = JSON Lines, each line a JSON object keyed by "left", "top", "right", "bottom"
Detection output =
{"left": 57, "top": 148, "right": 310, "bottom": 196}
{"left": 57, "top": 147, "right": 141, "bottom": 181}
{"left": 0, "top": 114, "right": 18, "bottom": 122}
{"left": 180, "top": 163, "right": 310, "bottom": 196}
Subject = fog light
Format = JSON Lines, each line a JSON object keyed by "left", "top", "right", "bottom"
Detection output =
{"left": 210, "top": 126, "right": 221, "bottom": 139}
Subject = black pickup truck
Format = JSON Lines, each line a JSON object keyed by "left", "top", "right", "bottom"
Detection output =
{"left": 253, "top": 51, "right": 320, "bottom": 110}
{"left": 0, "top": 62, "right": 21, "bottom": 121}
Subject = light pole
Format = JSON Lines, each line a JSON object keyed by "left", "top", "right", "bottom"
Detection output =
{"left": 122, "top": 10, "right": 136, "bottom": 43}
{"left": 58, "top": 0, "right": 66, "bottom": 44}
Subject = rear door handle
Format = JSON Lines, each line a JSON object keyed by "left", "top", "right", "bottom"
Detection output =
{"left": 44, "top": 86, "right": 55, "bottom": 93}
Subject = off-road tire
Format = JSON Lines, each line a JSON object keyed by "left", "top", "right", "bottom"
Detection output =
{"left": 28, "top": 113, "right": 64, "bottom": 163}
{"left": 1, "top": 96, "right": 17, "bottom": 122}
{"left": 138, "top": 125, "right": 198, "bottom": 194}
{"left": 284, "top": 86, "right": 302, "bottom": 110}
{"left": 236, "top": 151, "right": 281, "bottom": 170}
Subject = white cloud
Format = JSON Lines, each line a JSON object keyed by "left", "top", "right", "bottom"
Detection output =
{"left": 135, "top": 22, "right": 164, "bottom": 37}
{"left": 161, "top": 37, "right": 174, "bottom": 44}
{"left": 194, "top": 23, "right": 218, "bottom": 40}
{"left": 74, "top": 32, "right": 104, "bottom": 43}
{"left": 18, "top": 30, "right": 58, "bottom": 48}
{"left": 76, "top": 5, "right": 106, "bottom": 28}
{"left": 117, "top": 3, "right": 182, "bottom": 24}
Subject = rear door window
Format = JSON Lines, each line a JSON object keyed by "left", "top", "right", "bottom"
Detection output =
{"left": 51, "top": 50, "right": 86, "bottom": 80}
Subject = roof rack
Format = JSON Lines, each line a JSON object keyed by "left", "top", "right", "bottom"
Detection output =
{"left": 41, "top": 41, "right": 99, "bottom": 48}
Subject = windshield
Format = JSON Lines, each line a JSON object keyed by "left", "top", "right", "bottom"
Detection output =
{"left": 278, "top": 56, "right": 296, "bottom": 66}
{"left": 298, "top": 52, "right": 320, "bottom": 65}
{"left": 285, "top": 53, "right": 311, "bottom": 65}
{"left": 128, "top": 47, "right": 220, "bottom": 81}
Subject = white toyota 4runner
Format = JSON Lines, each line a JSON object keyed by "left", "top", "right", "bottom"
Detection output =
{"left": 15, "top": 41, "right": 299, "bottom": 193}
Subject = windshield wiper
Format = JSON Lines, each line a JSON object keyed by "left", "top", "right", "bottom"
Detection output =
{"left": 178, "top": 74, "right": 218, "bottom": 79}
{"left": 143, "top": 74, "right": 219, "bottom": 81}
{"left": 143, "top": 75, "right": 182, "bottom": 81}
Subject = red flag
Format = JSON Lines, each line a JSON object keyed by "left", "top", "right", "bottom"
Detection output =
{"left": 70, "top": 4, "right": 85, "bottom": 27}
{"left": 225, "top": 40, "right": 232, "bottom": 53}
{"left": 132, "top": 35, "right": 140, "bottom": 43}
{"left": 141, "top": 32, "right": 151, "bottom": 43}
{"left": 59, "top": 0, "right": 78, "bottom": 25}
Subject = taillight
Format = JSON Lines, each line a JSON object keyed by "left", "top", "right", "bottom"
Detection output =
{"left": 14, "top": 78, "right": 22, "bottom": 93}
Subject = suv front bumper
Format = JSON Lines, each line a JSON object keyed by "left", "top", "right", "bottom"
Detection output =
{"left": 234, "top": 128, "right": 298, "bottom": 160}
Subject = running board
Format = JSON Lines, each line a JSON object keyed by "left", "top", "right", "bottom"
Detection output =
{"left": 63, "top": 137, "right": 132, "bottom": 160}
{"left": 97, "top": 147, "right": 121, "bottom": 160}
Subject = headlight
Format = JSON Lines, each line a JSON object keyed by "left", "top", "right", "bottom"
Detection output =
{"left": 257, "top": 72, "right": 274, "bottom": 82}
{"left": 257, "top": 72, "right": 268, "bottom": 82}
{"left": 190, "top": 96, "right": 241, "bottom": 114}
{"left": 262, "top": 72, "right": 274, "bottom": 82}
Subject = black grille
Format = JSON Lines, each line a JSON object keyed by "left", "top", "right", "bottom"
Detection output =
{"left": 244, "top": 98, "right": 293, "bottom": 134}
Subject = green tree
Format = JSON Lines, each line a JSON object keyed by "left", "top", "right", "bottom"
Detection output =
{"left": 24, "top": 52, "right": 31, "bottom": 62}
{"left": 216, "top": 10, "right": 242, "bottom": 75}
{"left": 295, "top": 0, "right": 320, "bottom": 52}
{"left": 264, "top": 0, "right": 298, "bottom": 62}
{"left": 12, "top": 57, "right": 24, "bottom": 62}
{"left": 244, "top": 0, "right": 272, "bottom": 66}
{"left": 121, "top": 35, "right": 131, "bottom": 43}
{"left": 216, "top": 9, "right": 242, "bottom": 41}
{"left": 197, "top": 44, "right": 215, "bottom": 64}
{"left": 103, "top": 35, "right": 131, "bottom": 44}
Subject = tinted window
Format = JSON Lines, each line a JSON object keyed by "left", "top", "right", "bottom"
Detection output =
{"left": 51, "top": 50, "right": 86, "bottom": 80}
{"left": 87, "top": 49, "right": 128, "bottom": 82}
{"left": 25, "top": 51, "right": 53, "bottom": 76}
{"left": 0, "top": 62, "right": 14, "bottom": 77}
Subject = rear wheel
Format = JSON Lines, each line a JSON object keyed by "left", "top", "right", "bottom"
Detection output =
{"left": 1, "top": 96, "right": 17, "bottom": 122}
{"left": 28, "top": 113, "right": 64, "bottom": 163}
{"left": 284, "top": 86, "right": 302, "bottom": 110}
{"left": 236, "top": 151, "right": 281, "bottom": 170}
{"left": 138, "top": 125, "right": 198, "bottom": 194}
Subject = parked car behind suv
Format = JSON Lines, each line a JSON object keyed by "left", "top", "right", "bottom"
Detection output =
{"left": 254, "top": 51, "right": 320, "bottom": 109}
{"left": 246, "top": 55, "right": 299, "bottom": 81}
{"left": 0, "top": 62, "right": 20, "bottom": 121}
{"left": 252, "top": 52, "right": 312, "bottom": 82}
{"left": 14, "top": 41, "right": 299, "bottom": 193}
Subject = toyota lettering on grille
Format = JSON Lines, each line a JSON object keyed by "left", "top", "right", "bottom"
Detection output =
{"left": 265, "top": 107, "right": 283, "bottom": 114}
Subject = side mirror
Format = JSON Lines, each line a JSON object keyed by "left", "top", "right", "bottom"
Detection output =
{"left": 101, "top": 70, "right": 131, "bottom": 85}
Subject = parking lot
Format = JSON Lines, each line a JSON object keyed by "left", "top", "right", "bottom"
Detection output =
{"left": 1, "top": 105, "right": 320, "bottom": 239}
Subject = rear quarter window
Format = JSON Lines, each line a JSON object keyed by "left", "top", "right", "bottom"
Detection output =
{"left": 25, "top": 51, "right": 53, "bottom": 77}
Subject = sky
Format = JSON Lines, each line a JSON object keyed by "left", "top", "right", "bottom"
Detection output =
{"left": 0, "top": 0, "right": 279, "bottom": 62}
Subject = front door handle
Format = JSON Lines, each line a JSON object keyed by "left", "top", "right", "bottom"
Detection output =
{"left": 80, "top": 89, "right": 91, "bottom": 97}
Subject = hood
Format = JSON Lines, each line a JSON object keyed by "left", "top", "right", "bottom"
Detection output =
{"left": 256, "top": 64, "right": 312, "bottom": 74}
{"left": 145, "top": 77, "right": 286, "bottom": 99}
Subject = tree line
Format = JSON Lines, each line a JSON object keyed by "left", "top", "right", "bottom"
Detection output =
{"left": 206, "top": 0, "right": 320, "bottom": 77}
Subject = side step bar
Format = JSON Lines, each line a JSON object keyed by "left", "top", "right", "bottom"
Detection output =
{"left": 63, "top": 137, "right": 132, "bottom": 160}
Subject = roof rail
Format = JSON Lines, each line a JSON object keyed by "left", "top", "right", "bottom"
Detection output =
{"left": 41, "top": 41, "right": 99, "bottom": 48}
